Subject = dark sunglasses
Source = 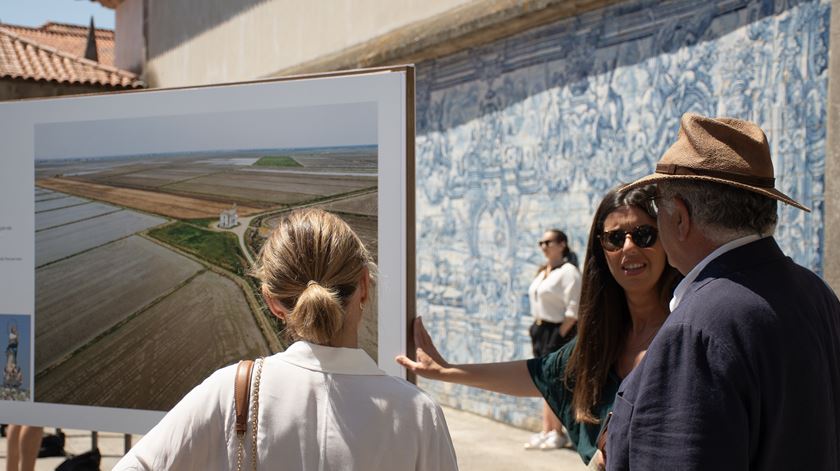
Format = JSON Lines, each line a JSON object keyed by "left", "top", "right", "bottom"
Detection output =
{"left": 537, "top": 239, "right": 559, "bottom": 248}
{"left": 600, "top": 225, "right": 658, "bottom": 252}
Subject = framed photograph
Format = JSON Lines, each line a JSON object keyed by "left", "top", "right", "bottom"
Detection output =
{"left": 0, "top": 66, "right": 415, "bottom": 433}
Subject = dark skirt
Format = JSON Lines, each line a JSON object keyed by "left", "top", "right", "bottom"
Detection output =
{"left": 529, "top": 320, "right": 577, "bottom": 357}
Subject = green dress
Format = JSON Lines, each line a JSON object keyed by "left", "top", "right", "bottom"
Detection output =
{"left": 526, "top": 337, "right": 620, "bottom": 465}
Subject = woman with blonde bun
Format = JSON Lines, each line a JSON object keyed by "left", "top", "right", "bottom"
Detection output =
{"left": 115, "top": 208, "right": 458, "bottom": 471}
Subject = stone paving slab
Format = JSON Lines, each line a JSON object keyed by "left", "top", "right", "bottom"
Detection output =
{"left": 1, "top": 406, "right": 587, "bottom": 470}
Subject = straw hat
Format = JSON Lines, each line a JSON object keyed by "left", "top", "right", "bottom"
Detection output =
{"left": 623, "top": 113, "right": 810, "bottom": 212}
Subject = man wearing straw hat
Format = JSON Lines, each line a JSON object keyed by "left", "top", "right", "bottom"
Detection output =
{"left": 605, "top": 113, "right": 840, "bottom": 470}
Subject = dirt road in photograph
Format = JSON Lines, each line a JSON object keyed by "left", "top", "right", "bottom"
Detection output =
{"left": 37, "top": 178, "right": 263, "bottom": 219}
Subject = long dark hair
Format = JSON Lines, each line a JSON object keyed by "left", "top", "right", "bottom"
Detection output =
{"left": 563, "top": 184, "right": 681, "bottom": 424}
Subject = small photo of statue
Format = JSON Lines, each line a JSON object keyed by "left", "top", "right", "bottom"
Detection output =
{"left": 2, "top": 314, "right": 31, "bottom": 401}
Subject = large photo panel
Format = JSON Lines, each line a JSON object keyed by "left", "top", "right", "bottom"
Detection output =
{"left": 0, "top": 67, "right": 414, "bottom": 433}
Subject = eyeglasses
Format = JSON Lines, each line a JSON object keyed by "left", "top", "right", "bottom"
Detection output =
{"left": 647, "top": 196, "right": 664, "bottom": 213}
{"left": 537, "top": 239, "right": 559, "bottom": 248}
{"left": 600, "top": 225, "right": 658, "bottom": 252}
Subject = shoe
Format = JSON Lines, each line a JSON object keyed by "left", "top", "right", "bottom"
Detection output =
{"left": 38, "top": 432, "right": 66, "bottom": 458}
{"left": 524, "top": 431, "right": 548, "bottom": 450}
{"left": 539, "top": 430, "right": 568, "bottom": 450}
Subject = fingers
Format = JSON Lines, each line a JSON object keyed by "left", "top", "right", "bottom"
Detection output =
{"left": 405, "top": 317, "right": 451, "bottom": 372}
{"left": 414, "top": 347, "right": 430, "bottom": 362}
{"left": 395, "top": 351, "right": 430, "bottom": 374}
{"left": 395, "top": 354, "right": 418, "bottom": 371}
{"left": 414, "top": 316, "right": 434, "bottom": 349}
{"left": 398, "top": 317, "right": 432, "bottom": 372}
{"left": 413, "top": 316, "right": 427, "bottom": 347}
{"left": 395, "top": 348, "right": 440, "bottom": 379}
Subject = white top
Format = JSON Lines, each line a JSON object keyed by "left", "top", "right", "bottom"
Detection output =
{"left": 114, "top": 341, "right": 458, "bottom": 471}
{"left": 669, "top": 234, "right": 763, "bottom": 311}
{"left": 528, "top": 262, "right": 582, "bottom": 323}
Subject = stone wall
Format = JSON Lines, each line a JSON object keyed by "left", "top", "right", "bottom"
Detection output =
{"left": 414, "top": 0, "right": 831, "bottom": 429}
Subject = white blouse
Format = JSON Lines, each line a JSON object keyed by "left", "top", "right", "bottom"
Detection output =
{"left": 528, "top": 262, "right": 582, "bottom": 324}
{"left": 114, "top": 341, "right": 458, "bottom": 471}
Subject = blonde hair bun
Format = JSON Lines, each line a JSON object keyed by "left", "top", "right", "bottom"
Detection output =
{"left": 251, "top": 208, "right": 374, "bottom": 344}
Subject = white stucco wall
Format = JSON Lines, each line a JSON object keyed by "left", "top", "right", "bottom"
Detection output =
{"left": 138, "top": 0, "right": 474, "bottom": 87}
{"left": 114, "top": 0, "right": 144, "bottom": 73}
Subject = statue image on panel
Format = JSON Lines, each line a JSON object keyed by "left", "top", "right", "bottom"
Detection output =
{"left": 1, "top": 315, "right": 31, "bottom": 401}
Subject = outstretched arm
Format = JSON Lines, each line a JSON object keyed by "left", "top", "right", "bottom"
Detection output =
{"left": 395, "top": 317, "right": 540, "bottom": 397}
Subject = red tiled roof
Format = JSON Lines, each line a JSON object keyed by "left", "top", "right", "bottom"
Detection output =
{"left": 94, "top": 0, "right": 122, "bottom": 9}
{"left": 0, "top": 27, "right": 143, "bottom": 88}
{"left": 1, "top": 22, "right": 116, "bottom": 66}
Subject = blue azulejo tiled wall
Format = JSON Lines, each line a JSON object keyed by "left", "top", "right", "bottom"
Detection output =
{"left": 414, "top": 0, "right": 830, "bottom": 429}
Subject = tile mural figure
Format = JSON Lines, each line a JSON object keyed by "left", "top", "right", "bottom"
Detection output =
{"left": 414, "top": 0, "right": 830, "bottom": 428}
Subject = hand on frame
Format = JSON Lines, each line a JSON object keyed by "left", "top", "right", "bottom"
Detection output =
{"left": 395, "top": 316, "right": 451, "bottom": 379}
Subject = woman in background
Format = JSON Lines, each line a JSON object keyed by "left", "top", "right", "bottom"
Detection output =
{"left": 116, "top": 208, "right": 458, "bottom": 471}
{"left": 526, "top": 229, "right": 581, "bottom": 449}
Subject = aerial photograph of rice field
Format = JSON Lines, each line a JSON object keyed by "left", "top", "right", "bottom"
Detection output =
{"left": 33, "top": 145, "right": 378, "bottom": 411}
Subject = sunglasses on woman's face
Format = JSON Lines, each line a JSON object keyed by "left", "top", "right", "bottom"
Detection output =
{"left": 538, "top": 239, "right": 559, "bottom": 248}
{"left": 600, "top": 225, "right": 658, "bottom": 252}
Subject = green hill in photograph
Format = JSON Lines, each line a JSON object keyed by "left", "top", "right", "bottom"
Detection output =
{"left": 149, "top": 222, "right": 246, "bottom": 275}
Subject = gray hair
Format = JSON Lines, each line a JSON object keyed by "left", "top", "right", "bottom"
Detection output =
{"left": 657, "top": 180, "right": 778, "bottom": 243}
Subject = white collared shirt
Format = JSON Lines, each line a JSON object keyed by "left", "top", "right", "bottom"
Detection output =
{"left": 528, "top": 263, "right": 582, "bottom": 323}
{"left": 670, "top": 234, "right": 763, "bottom": 311}
{"left": 114, "top": 341, "right": 458, "bottom": 471}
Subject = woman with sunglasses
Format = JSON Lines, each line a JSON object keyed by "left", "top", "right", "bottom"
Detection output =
{"left": 397, "top": 185, "right": 681, "bottom": 468}
{"left": 525, "top": 229, "right": 581, "bottom": 450}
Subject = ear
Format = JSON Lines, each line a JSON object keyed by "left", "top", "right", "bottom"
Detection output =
{"left": 262, "top": 286, "right": 288, "bottom": 321}
{"left": 357, "top": 267, "right": 370, "bottom": 305}
{"left": 672, "top": 196, "right": 692, "bottom": 241}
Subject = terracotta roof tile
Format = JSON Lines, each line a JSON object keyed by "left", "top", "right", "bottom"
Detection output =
{"left": 93, "top": 0, "right": 122, "bottom": 9}
{"left": 1, "top": 22, "right": 116, "bottom": 66}
{"left": 0, "top": 27, "right": 143, "bottom": 88}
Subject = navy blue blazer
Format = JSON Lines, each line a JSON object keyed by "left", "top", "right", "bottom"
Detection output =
{"left": 606, "top": 237, "right": 840, "bottom": 470}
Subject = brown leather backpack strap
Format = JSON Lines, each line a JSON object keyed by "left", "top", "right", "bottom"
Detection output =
{"left": 234, "top": 360, "right": 255, "bottom": 436}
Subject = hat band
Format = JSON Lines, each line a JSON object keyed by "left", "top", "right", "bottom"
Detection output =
{"left": 655, "top": 163, "right": 775, "bottom": 188}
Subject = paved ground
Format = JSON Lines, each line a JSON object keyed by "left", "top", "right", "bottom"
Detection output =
{"left": 444, "top": 406, "right": 588, "bottom": 471}
{"left": 0, "top": 406, "right": 587, "bottom": 470}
